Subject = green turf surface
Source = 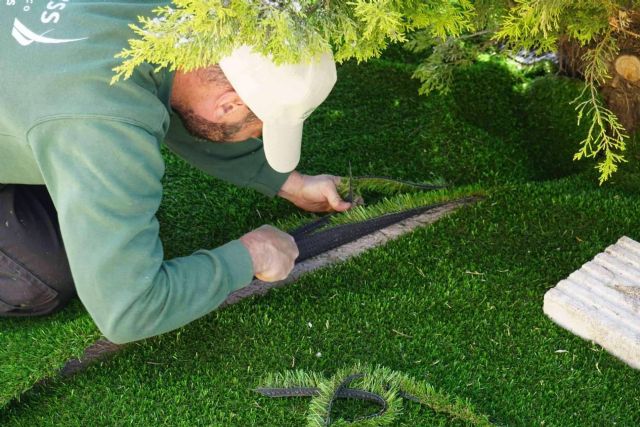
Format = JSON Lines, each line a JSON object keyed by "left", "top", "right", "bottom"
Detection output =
{"left": 0, "top": 301, "right": 101, "bottom": 408}
{"left": 3, "top": 51, "right": 639, "bottom": 424}
{"left": 2, "top": 55, "right": 515, "bottom": 409}
{"left": 2, "top": 175, "right": 640, "bottom": 426}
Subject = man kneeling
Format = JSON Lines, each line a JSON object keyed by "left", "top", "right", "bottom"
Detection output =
{"left": 0, "top": 4, "right": 347, "bottom": 343}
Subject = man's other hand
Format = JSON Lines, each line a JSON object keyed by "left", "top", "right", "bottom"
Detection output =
{"left": 239, "top": 225, "right": 299, "bottom": 282}
{"left": 278, "top": 171, "right": 352, "bottom": 213}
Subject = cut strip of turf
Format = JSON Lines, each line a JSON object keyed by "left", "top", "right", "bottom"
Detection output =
{"left": 41, "top": 196, "right": 478, "bottom": 385}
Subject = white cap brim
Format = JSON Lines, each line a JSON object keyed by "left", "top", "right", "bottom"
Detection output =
{"left": 219, "top": 46, "right": 336, "bottom": 173}
{"left": 262, "top": 121, "right": 303, "bottom": 173}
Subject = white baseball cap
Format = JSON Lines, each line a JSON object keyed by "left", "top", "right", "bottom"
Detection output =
{"left": 219, "top": 46, "right": 337, "bottom": 173}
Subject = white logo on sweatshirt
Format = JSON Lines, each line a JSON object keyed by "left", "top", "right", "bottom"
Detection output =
{"left": 6, "top": 0, "right": 87, "bottom": 46}
{"left": 12, "top": 17, "right": 86, "bottom": 45}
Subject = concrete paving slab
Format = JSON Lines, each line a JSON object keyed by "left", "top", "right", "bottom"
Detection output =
{"left": 544, "top": 236, "right": 640, "bottom": 369}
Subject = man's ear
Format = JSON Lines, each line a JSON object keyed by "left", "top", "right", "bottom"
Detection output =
{"left": 211, "top": 91, "right": 247, "bottom": 123}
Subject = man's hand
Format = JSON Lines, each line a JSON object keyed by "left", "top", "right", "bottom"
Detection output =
{"left": 239, "top": 225, "right": 299, "bottom": 282}
{"left": 278, "top": 171, "right": 351, "bottom": 213}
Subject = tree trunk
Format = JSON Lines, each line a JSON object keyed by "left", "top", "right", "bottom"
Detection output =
{"left": 557, "top": 34, "right": 640, "bottom": 134}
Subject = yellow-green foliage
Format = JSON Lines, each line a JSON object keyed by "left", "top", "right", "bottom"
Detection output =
{"left": 572, "top": 30, "right": 627, "bottom": 183}
{"left": 112, "top": 0, "right": 475, "bottom": 82}
{"left": 406, "top": 0, "right": 636, "bottom": 183}
{"left": 494, "top": 1, "right": 628, "bottom": 184}
{"left": 115, "top": 0, "right": 639, "bottom": 183}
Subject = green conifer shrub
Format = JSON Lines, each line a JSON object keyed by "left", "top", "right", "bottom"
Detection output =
{"left": 114, "top": 0, "right": 640, "bottom": 183}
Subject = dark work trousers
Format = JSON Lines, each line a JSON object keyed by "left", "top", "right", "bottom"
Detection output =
{"left": 0, "top": 184, "right": 75, "bottom": 316}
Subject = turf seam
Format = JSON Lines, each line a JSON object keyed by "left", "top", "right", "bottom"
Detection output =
{"left": 45, "top": 197, "right": 479, "bottom": 384}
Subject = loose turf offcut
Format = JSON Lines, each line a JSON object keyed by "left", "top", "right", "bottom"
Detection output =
{"left": 3, "top": 176, "right": 640, "bottom": 426}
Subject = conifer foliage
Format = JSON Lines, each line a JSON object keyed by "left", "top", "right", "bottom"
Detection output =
{"left": 407, "top": 1, "right": 639, "bottom": 183}
{"left": 114, "top": 1, "right": 640, "bottom": 183}
{"left": 112, "top": 0, "right": 474, "bottom": 81}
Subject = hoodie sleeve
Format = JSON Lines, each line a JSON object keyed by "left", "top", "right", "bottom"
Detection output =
{"left": 163, "top": 114, "right": 291, "bottom": 197}
{"left": 28, "top": 118, "right": 254, "bottom": 344}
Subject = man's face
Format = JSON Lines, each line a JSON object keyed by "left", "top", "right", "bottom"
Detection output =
{"left": 174, "top": 101, "right": 263, "bottom": 143}
{"left": 170, "top": 67, "right": 264, "bottom": 143}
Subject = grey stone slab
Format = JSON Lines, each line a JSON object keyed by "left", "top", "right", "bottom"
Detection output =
{"left": 544, "top": 236, "right": 640, "bottom": 369}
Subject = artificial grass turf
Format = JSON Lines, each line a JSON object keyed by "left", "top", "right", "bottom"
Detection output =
{"left": 0, "top": 302, "right": 102, "bottom": 408}
{"left": 2, "top": 174, "right": 640, "bottom": 426}
{"left": 0, "top": 52, "right": 619, "bottom": 419}
{"left": 0, "top": 57, "right": 524, "bottom": 409}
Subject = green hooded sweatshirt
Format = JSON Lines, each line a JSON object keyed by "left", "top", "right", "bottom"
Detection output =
{"left": 0, "top": 0, "right": 290, "bottom": 343}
